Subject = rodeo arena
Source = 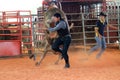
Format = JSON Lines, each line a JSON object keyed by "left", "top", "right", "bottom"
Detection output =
{"left": 0, "top": 0, "right": 120, "bottom": 80}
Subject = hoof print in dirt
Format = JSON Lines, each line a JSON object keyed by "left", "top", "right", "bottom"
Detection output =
{"left": 54, "top": 62, "right": 59, "bottom": 65}
{"left": 35, "top": 62, "right": 40, "bottom": 66}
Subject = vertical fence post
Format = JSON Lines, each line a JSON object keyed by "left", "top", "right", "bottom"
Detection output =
{"left": 82, "top": 13, "right": 86, "bottom": 52}
{"left": 32, "top": 17, "right": 35, "bottom": 48}
{"left": 118, "top": 5, "right": 120, "bottom": 49}
{"left": 106, "top": 12, "right": 110, "bottom": 44}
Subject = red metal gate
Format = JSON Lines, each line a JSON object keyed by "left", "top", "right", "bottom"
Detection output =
{"left": 0, "top": 11, "right": 33, "bottom": 57}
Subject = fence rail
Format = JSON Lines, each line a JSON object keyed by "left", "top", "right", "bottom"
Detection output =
{"left": 31, "top": 11, "right": 120, "bottom": 55}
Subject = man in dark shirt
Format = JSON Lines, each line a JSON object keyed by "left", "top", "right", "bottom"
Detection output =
{"left": 88, "top": 12, "right": 117, "bottom": 59}
{"left": 48, "top": 13, "right": 71, "bottom": 68}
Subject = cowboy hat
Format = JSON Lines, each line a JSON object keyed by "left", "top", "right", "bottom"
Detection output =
{"left": 97, "top": 12, "right": 107, "bottom": 17}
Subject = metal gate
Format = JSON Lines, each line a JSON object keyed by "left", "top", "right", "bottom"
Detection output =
{"left": 0, "top": 10, "right": 33, "bottom": 57}
{"left": 32, "top": 0, "right": 120, "bottom": 55}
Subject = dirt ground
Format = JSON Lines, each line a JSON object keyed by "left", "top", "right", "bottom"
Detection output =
{"left": 0, "top": 46, "right": 120, "bottom": 80}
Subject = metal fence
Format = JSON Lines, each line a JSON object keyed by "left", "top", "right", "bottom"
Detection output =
{"left": 67, "top": 12, "right": 120, "bottom": 51}
{"left": 32, "top": 6, "right": 120, "bottom": 55}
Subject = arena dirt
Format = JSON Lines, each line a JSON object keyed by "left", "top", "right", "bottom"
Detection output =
{"left": 0, "top": 46, "right": 120, "bottom": 80}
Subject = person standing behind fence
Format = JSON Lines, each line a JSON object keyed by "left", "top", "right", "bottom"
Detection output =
{"left": 88, "top": 12, "right": 117, "bottom": 59}
{"left": 48, "top": 13, "right": 71, "bottom": 68}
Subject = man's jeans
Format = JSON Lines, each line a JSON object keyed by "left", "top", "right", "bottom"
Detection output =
{"left": 52, "top": 35, "right": 71, "bottom": 64}
{"left": 89, "top": 36, "right": 106, "bottom": 58}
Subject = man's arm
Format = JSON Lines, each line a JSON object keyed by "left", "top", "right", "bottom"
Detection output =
{"left": 48, "top": 21, "right": 66, "bottom": 32}
{"left": 94, "top": 27, "right": 102, "bottom": 38}
{"left": 107, "top": 24, "right": 118, "bottom": 30}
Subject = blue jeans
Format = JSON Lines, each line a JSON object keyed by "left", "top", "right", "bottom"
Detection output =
{"left": 52, "top": 35, "right": 71, "bottom": 64}
{"left": 89, "top": 36, "right": 106, "bottom": 58}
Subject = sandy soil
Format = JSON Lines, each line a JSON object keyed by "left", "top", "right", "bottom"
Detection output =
{"left": 0, "top": 46, "right": 120, "bottom": 80}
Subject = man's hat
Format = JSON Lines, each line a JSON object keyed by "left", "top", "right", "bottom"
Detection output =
{"left": 97, "top": 12, "right": 107, "bottom": 17}
{"left": 54, "top": 13, "right": 62, "bottom": 18}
